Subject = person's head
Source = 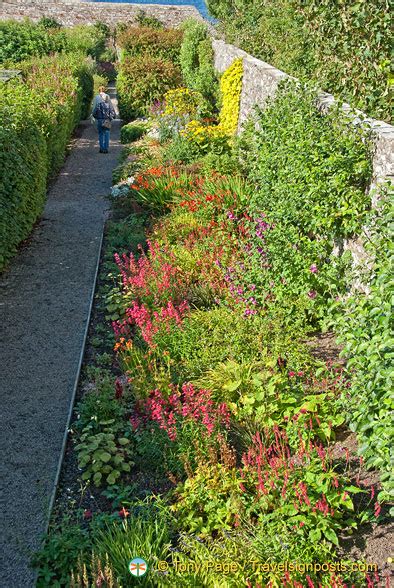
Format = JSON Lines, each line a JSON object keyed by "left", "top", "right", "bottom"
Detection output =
{"left": 98, "top": 85, "right": 107, "bottom": 94}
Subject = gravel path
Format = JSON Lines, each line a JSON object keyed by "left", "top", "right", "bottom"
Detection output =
{"left": 0, "top": 91, "right": 121, "bottom": 587}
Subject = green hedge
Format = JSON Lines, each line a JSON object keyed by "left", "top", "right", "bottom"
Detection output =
{"left": 0, "top": 19, "right": 109, "bottom": 63}
{"left": 207, "top": 0, "right": 391, "bottom": 122}
{"left": 116, "top": 26, "right": 183, "bottom": 63}
{"left": 0, "top": 53, "right": 94, "bottom": 271}
{"left": 0, "top": 83, "right": 48, "bottom": 269}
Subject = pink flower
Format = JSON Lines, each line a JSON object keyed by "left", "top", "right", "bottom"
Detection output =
{"left": 309, "top": 264, "right": 318, "bottom": 274}
{"left": 143, "top": 383, "right": 231, "bottom": 440}
{"left": 308, "top": 290, "right": 317, "bottom": 299}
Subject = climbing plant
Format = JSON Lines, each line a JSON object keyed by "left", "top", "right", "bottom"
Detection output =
{"left": 207, "top": 0, "right": 392, "bottom": 122}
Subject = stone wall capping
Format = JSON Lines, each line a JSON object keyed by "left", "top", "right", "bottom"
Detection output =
{"left": 243, "top": 55, "right": 287, "bottom": 77}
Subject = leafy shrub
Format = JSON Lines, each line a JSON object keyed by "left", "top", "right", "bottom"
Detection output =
{"left": 180, "top": 19, "right": 218, "bottom": 110}
{"left": 0, "top": 19, "right": 108, "bottom": 63}
{"left": 38, "top": 17, "right": 62, "bottom": 30}
{"left": 208, "top": 0, "right": 391, "bottom": 122}
{"left": 333, "top": 195, "right": 394, "bottom": 497}
{"left": 98, "top": 47, "right": 117, "bottom": 63}
{"left": 136, "top": 9, "right": 164, "bottom": 29}
{"left": 237, "top": 80, "right": 372, "bottom": 323}
{"left": 63, "top": 23, "right": 108, "bottom": 60}
{"left": 117, "top": 55, "right": 182, "bottom": 120}
{"left": 0, "top": 18, "right": 67, "bottom": 62}
{"left": 120, "top": 122, "right": 148, "bottom": 144}
{"left": 117, "top": 26, "right": 183, "bottom": 63}
{"left": 200, "top": 150, "right": 240, "bottom": 175}
{"left": 0, "top": 53, "right": 93, "bottom": 270}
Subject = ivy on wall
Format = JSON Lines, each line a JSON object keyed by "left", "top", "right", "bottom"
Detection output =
{"left": 207, "top": 0, "right": 391, "bottom": 122}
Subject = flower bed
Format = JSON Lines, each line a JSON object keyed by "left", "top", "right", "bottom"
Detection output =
{"left": 33, "top": 19, "right": 392, "bottom": 588}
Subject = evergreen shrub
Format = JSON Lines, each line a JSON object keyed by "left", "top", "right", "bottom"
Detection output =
{"left": 117, "top": 26, "right": 183, "bottom": 63}
{"left": 180, "top": 19, "right": 218, "bottom": 110}
{"left": 0, "top": 54, "right": 94, "bottom": 271}
{"left": 120, "top": 122, "right": 147, "bottom": 144}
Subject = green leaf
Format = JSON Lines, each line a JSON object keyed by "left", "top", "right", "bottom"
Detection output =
{"left": 118, "top": 438, "right": 130, "bottom": 446}
{"left": 309, "top": 528, "right": 322, "bottom": 542}
{"left": 323, "top": 527, "right": 339, "bottom": 546}
{"left": 99, "top": 451, "right": 112, "bottom": 463}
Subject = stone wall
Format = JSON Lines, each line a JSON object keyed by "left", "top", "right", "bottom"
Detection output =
{"left": 212, "top": 38, "right": 394, "bottom": 283}
{"left": 212, "top": 39, "right": 394, "bottom": 191}
{"left": 0, "top": 0, "right": 203, "bottom": 28}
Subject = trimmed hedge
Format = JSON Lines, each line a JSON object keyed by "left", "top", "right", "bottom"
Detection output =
{"left": 0, "top": 53, "right": 94, "bottom": 270}
{"left": 0, "top": 83, "right": 48, "bottom": 269}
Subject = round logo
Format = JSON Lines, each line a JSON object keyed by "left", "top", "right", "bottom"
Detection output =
{"left": 129, "top": 557, "right": 148, "bottom": 577}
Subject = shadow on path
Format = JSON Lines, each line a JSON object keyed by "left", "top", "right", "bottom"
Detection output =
{"left": 0, "top": 112, "right": 121, "bottom": 587}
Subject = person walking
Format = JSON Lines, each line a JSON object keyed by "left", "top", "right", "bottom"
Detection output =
{"left": 91, "top": 85, "right": 116, "bottom": 154}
